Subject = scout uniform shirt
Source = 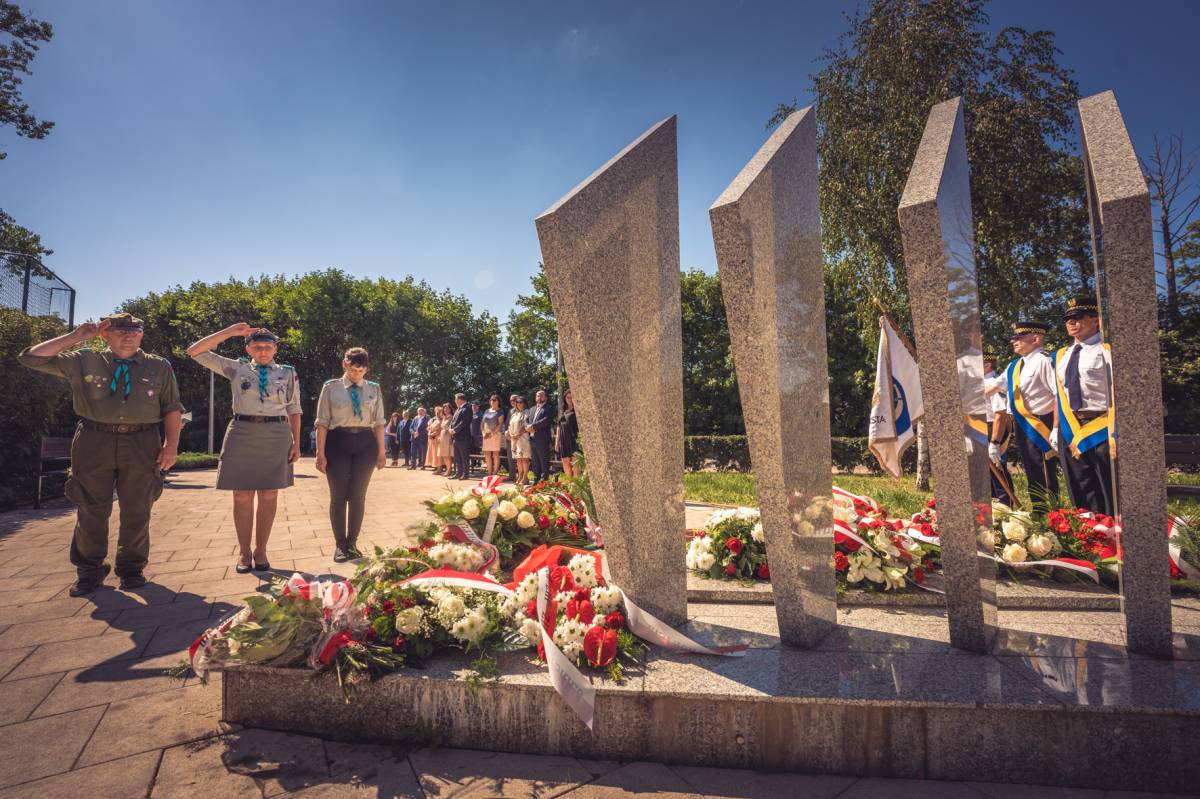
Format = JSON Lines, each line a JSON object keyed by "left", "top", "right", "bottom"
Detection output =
{"left": 1053, "top": 332, "right": 1111, "bottom": 415}
{"left": 18, "top": 347, "right": 183, "bottom": 423}
{"left": 192, "top": 351, "right": 301, "bottom": 416}
{"left": 315, "top": 377, "right": 386, "bottom": 429}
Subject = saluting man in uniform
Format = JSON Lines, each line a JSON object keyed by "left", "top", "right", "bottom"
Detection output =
{"left": 982, "top": 345, "right": 1017, "bottom": 507}
{"left": 187, "top": 323, "right": 302, "bottom": 573}
{"left": 1005, "top": 320, "right": 1060, "bottom": 514}
{"left": 1052, "top": 297, "right": 1114, "bottom": 517}
{"left": 19, "top": 313, "right": 183, "bottom": 595}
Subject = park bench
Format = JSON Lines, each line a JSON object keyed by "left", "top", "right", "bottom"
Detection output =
{"left": 1166, "top": 434, "right": 1200, "bottom": 497}
{"left": 468, "top": 452, "right": 563, "bottom": 479}
{"left": 34, "top": 436, "right": 72, "bottom": 508}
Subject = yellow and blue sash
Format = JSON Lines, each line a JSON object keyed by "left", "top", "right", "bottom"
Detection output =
{"left": 1052, "top": 345, "right": 1113, "bottom": 459}
{"left": 1006, "top": 357, "right": 1055, "bottom": 459}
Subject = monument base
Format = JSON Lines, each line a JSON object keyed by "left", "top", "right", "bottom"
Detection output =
{"left": 224, "top": 603, "right": 1200, "bottom": 794}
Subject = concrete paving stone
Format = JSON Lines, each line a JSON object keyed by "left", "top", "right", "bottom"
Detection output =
{"left": 178, "top": 576, "right": 275, "bottom": 599}
{"left": 3, "top": 573, "right": 64, "bottom": 590}
{"left": 670, "top": 765, "right": 856, "bottom": 799}
{"left": 411, "top": 746, "right": 597, "bottom": 799}
{"left": 0, "top": 672, "right": 62, "bottom": 724}
{"left": 0, "top": 583, "right": 70, "bottom": 605}
{"left": 276, "top": 759, "right": 425, "bottom": 798}
{"left": 324, "top": 740, "right": 417, "bottom": 779}
{"left": 110, "top": 598, "right": 215, "bottom": 630}
{"left": 6, "top": 629, "right": 146, "bottom": 680}
{"left": 146, "top": 558, "right": 202, "bottom": 577}
{"left": 142, "top": 617, "right": 219, "bottom": 658}
{"left": 1105, "top": 792, "right": 1197, "bottom": 798}
{"left": 0, "top": 749, "right": 160, "bottom": 799}
{"left": 31, "top": 652, "right": 197, "bottom": 717}
{"left": 80, "top": 583, "right": 181, "bottom": 610}
{"left": 0, "top": 597, "right": 89, "bottom": 625}
{"left": 0, "top": 705, "right": 106, "bottom": 789}
{"left": 0, "top": 614, "right": 111, "bottom": 650}
{"left": 964, "top": 782, "right": 1105, "bottom": 798}
{"left": 559, "top": 761, "right": 700, "bottom": 798}
{"left": 76, "top": 682, "right": 225, "bottom": 766}
{"left": 153, "top": 729, "right": 329, "bottom": 798}
{"left": 838, "top": 778, "right": 989, "bottom": 798}
{"left": 10, "top": 559, "right": 85, "bottom": 577}
{"left": 0, "top": 646, "right": 32, "bottom": 679}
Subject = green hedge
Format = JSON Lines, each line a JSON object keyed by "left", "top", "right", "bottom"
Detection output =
{"left": 173, "top": 452, "right": 219, "bottom": 470}
{"left": 685, "top": 434, "right": 914, "bottom": 474}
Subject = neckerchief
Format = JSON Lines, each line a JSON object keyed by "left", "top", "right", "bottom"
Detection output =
{"left": 350, "top": 383, "right": 362, "bottom": 418}
{"left": 111, "top": 358, "right": 134, "bottom": 400}
{"left": 257, "top": 364, "right": 270, "bottom": 401}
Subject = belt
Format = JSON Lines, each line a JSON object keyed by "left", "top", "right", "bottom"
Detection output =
{"left": 332, "top": 426, "right": 373, "bottom": 434}
{"left": 234, "top": 414, "right": 287, "bottom": 423}
{"left": 1075, "top": 410, "right": 1108, "bottom": 421}
{"left": 81, "top": 420, "right": 157, "bottom": 434}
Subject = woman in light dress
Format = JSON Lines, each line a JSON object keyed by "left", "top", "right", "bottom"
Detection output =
{"left": 437, "top": 401, "right": 454, "bottom": 474}
{"left": 480, "top": 394, "right": 505, "bottom": 477}
{"left": 507, "top": 394, "right": 531, "bottom": 485}
{"left": 426, "top": 406, "right": 444, "bottom": 473}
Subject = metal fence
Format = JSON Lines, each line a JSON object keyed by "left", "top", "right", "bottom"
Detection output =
{"left": 0, "top": 251, "right": 75, "bottom": 324}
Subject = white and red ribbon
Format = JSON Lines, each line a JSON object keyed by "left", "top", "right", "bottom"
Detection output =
{"left": 442, "top": 523, "right": 500, "bottom": 573}
{"left": 537, "top": 568, "right": 597, "bottom": 729}
{"left": 471, "top": 475, "right": 504, "bottom": 496}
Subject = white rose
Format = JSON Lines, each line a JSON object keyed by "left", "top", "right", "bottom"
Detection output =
{"left": 480, "top": 492, "right": 497, "bottom": 508}
{"left": 977, "top": 529, "right": 996, "bottom": 549}
{"left": 517, "top": 511, "right": 535, "bottom": 529}
{"left": 1001, "top": 518, "right": 1027, "bottom": 542}
{"left": 438, "top": 493, "right": 454, "bottom": 504}
{"left": 497, "top": 500, "right": 518, "bottom": 521}
{"left": 696, "top": 551, "right": 716, "bottom": 571}
{"left": 461, "top": 499, "right": 480, "bottom": 520}
{"left": 437, "top": 595, "right": 466, "bottom": 620}
{"left": 453, "top": 490, "right": 471, "bottom": 503}
{"left": 1001, "top": 543, "right": 1028, "bottom": 564}
{"left": 519, "top": 617, "right": 542, "bottom": 645}
{"left": 501, "top": 485, "right": 519, "bottom": 498}
{"left": 1026, "top": 534, "right": 1053, "bottom": 558}
{"left": 513, "top": 495, "right": 528, "bottom": 510}
{"left": 394, "top": 607, "right": 424, "bottom": 635}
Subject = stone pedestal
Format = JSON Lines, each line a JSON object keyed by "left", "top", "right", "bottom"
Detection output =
{"left": 709, "top": 107, "right": 836, "bottom": 647}
{"left": 897, "top": 97, "right": 997, "bottom": 652}
{"left": 1078, "top": 90, "right": 1173, "bottom": 657}
{"left": 534, "top": 117, "right": 687, "bottom": 625}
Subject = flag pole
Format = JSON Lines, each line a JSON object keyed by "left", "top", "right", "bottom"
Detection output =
{"left": 871, "top": 297, "right": 919, "bottom": 362}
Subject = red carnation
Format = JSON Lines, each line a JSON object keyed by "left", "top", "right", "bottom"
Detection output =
{"left": 913, "top": 567, "right": 925, "bottom": 585}
{"left": 556, "top": 516, "right": 567, "bottom": 528}
{"left": 538, "top": 515, "right": 551, "bottom": 530}
{"left": 605, "top": 611, "right": 624, "bottom": 629}
{"left": 392, "top": 635, "right": 406, "bottom": 650}
{"left": 420, "top": 539, "right": 434, "bottom": 550}
{"left": 382, "top": 599, "right": 396, "bottom": 615}
{"left": 756, "top": 563, "right": 770, "bottom": 580}
{"left": 926, "top": 499, "right": 937, "bottom": 509}
{"left": 583, "top": 625, "right": 619, "bottom": 667}
{"left": 834, "top": 552, "right": 850, "bottom": 572}
{"left": 400, "top": 597, "right": 415, "bottom": 609}
{"left": 724, "top": 562, "right": 737, "bottom": 576}
{"left": 726, "top": 537, "right": 744, "bottom": 555}
{"left": 549, "top": 565, "right": 576, "bottom": 594}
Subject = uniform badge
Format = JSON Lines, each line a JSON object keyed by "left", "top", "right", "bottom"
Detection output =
{"left": 147, "top": 389, "right": 155, "bottom": 397}
{"left": 84, "top": 374, "right": 95, "bottom": 383}
{"left": 241, "top": 380, "right": 252, "bottom": 391}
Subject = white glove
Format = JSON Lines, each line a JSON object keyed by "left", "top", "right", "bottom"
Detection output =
{"left": 988, "top": 442, "right": 1002, "bottom": 465}
{"left": 1049, "top": 428, "right": 1059, "bottom": 453}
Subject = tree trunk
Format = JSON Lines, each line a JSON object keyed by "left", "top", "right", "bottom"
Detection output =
{"left": 1162, "top": 221, "right": 1179, "bottom": 326}
{"left": 915, "top": 419, "right": 931, "bottom": 491}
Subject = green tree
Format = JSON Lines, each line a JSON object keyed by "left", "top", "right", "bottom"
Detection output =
{"left": 0, "top": 0, "right": 53, "bottom": 161}
{"left": 771, "top": 0, "right": 1088, "bottom": 349}
{"left": 680, "top": 269, "right": 742, "bottom": 434}
{"left": 503, "top": 264, "right": 559, "bottom": 399}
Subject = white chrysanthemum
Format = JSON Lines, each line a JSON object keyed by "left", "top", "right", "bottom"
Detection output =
{"left": 497, "top": 500, "right": 518, "bottom": 521}
{"left": 567, "top": 554, "right": 598, "bottom": 589}
{"left": 519, "top": 617, "right": 542, "bottom": 645}
{"left": 696, "top": 551, "right": 716, "bottom": 571}
{"left": 590, "top": 586, "right": 622, "bottom": 615}
{"left": 461, "top": 499, "right": 480, "bottom": 520}
{"left": 450, "top": 607, "right": 489, "bottom": 645}
{"left": 517, "top": 511, "right": 535, "bottom": 529}
{"left": 750, "top": 522, "right": 765, "bottom": 543}
{"left": 554, "top": 590, "right": 574, "bottom": 606}
{"left": 515, "top": 572, "right": 539, "bottom": 604}
{"left": 394, "top": 607, "right": 424, "bottom": 635}
{"left": 553, "top": 618, "right": 588, "bottom": 651}
{"left": 734, "top": 506, "right": 760, "bottom": 521}
{"left": 562, "top": 641, "right": 583, "bottom": 660}
{"left": 706, "top": 508, "right": 735, "bottom": 528}
{"left": 498, "top": 596, "right": 520, "bottom": 618}
{"left": 480, "top": 492, "right": 497, "bottom": 508}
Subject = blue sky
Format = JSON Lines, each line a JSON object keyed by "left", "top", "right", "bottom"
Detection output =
{"left": 5, "top": 0, "right": 1200, "bottom": 328}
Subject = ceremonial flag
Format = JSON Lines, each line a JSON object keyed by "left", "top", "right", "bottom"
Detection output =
{"left": 868, "top": 314, "right": 924, "bottom": 477}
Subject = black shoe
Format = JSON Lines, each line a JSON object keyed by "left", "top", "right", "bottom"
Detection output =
{"left": 252, "top": 561, "right": 271, "bottom": 572}
{"left": 346, "top": 546, "right": 363, "bottom": 560}
{"left": 118, "top": 572, "right": 148, "bottom": 591}
{"left": 332, "top": 548, "right": 350, "bottom": 563}
{"left": 69, "top": 564, "right": 111, "bottom": 596}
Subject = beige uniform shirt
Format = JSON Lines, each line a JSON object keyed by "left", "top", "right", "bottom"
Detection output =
{"left": 191, "top": 351, "right": 301, "bottom": 417}
{"left": 18, "top": 347, "right": 184, "bottom": 424}
{"left": 315, "top": 377, "right": 386, "bottom": 429}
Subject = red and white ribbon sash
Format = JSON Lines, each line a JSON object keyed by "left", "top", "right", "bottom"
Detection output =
{"left": 398, "top": 567, "right": 514, "bottom": 595}
{"left": 617, "top": 589, "right": 746, "bottom": 656}
{"left": 537, "top": 568, "right": 596, "bottom": 729}
{"left": 471, "top": 475, "right": 504, "bottom": 496}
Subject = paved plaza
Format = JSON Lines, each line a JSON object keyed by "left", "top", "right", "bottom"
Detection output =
{"left": 0, "top": 460, "right": 1187, "bottom": 797}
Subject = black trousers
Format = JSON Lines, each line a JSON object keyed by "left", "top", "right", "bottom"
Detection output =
{"left": 987, "top": 421, "right": 1016, "bottom": 507}
{"left": 1060, "top": 440, "right": 1114, "bottom": 517}
{"left": 1014, "top": 412, "right": 1059, "bottom": 513}
{"left": 452, "top": 437, "right": 472, "bottom": 479}
{"left": 325, "top": 428, "right": 378, "bottom": 549}
{"left": 530, "top": 439, "right": 551, "bottom": 482}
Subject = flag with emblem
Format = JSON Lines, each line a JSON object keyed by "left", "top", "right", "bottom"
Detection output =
{"left": 868, "top": 313, "right": 924, "bottom": 478}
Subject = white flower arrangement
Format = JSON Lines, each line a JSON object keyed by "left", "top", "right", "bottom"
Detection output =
{"left": 518, "top": 617, "right": 542, "bottom": 645}
{"left": 427, "top": 543, "right": 484, "bottom": 573}
{"left": 1001, "top": 518, "right": 1028, "bottom": 542}
{"left": 479, "top": 492, "right": 497, "bottom": 508}
{"left": 450, "top": 607, "right": 490, "bottom": 645}
{"left": 394, "top": 607, "right": 424, "bottom": 635}
{"left": 567, "top": 553, "right": 598, "bottom": 589}
{"left": 1001, "top": 543, "right": 1028, "bottom": 563}
{"left": 515, "top": 572, "right": 539, "bottom": 605}
{"left": 517, "top": 510, "right": 535, "bottom": 529}
{"left": 589, "top": 586, "right": 623, "bottom": 615}
{"left": 461, "top": 499, "right": 481, "bottom": 520}
{"left": 497, "top": 500, "right": 518, "bottom": 521}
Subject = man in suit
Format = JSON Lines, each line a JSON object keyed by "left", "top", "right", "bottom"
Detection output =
{"left": 408, "top": 406, "right": 428, "bottom": 469}
{"left": 449, "top": 393, "right": 474, "bottom": 480}
{"left": 396, "top": 409, "right": 412, "bottom": 468}
{"left": 526, "top": 389, "right": 554, "bottom": 483}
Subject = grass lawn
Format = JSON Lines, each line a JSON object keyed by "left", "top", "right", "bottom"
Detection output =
{"left": 684, "top": 470, "right": 1200, "bottom": 519}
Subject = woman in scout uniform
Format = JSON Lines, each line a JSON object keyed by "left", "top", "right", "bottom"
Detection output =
{"left": 187, "top": 324, "right": 301, "bottom": 573}
{"left": 19, "top": 313, "right": 183, "bottom": 595}
{"left": 1053, "top": 297, "right": 1115, "bottom": 517}
{"left": 315, "top": 347, "right": 387, "bottom": 562}
{"left": 1006, "top": 320, "right": 1061, "bottom": 514}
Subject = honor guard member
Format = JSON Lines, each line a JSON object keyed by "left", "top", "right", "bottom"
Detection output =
{"left": 1052, "top": 297, "right": 1114, "bottom": 517}
{"left": 1005, "top": 319, "right": 1060, "bottom": 513}
{"left": 18, "top": 313, "right": 183, "bottom": 595}
{"left": 982, "top": 345, "right": 1017, "bottom": 507}
{"left": 187, "top": 324, "right": 302, "bottom": 573}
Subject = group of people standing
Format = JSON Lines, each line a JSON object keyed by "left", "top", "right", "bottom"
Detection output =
{"left": 982, "top": 296, "right": 1115, "bottom": 519}
{"left": 19, "top": 316, "right": 583, "bottom": 597}
{"left": 383, "top": 388, "right": 579, "bottom": 484}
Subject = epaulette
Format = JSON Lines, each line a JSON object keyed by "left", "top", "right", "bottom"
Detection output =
{"left": 279, "top": 364, "right": 294, "bottom": 370}
{"left": 324, "top": 378, "right": 339, "bottom": 385}
{"left": 367, "top": 379, "right": 380, "bottom": 387}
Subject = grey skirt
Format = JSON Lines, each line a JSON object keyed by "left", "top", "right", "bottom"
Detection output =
{"left": 216, "top": 418, "right": 294, "bottom": 490}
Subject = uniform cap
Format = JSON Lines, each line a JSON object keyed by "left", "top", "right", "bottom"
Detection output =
{"left": 982, "top": 343, "right": 1001, "bottom": 361}
{"left": 103, "top": 312, "right": 144, "bottom": 330}
{"left": 1063, "top": 296, "right": 1099, "bottom": 320}
{"left": 247, "top": 328, "right": 279, "bottom": 343}
{"left": 1009, "top": 320, "right": 1048, "bottom": 337}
